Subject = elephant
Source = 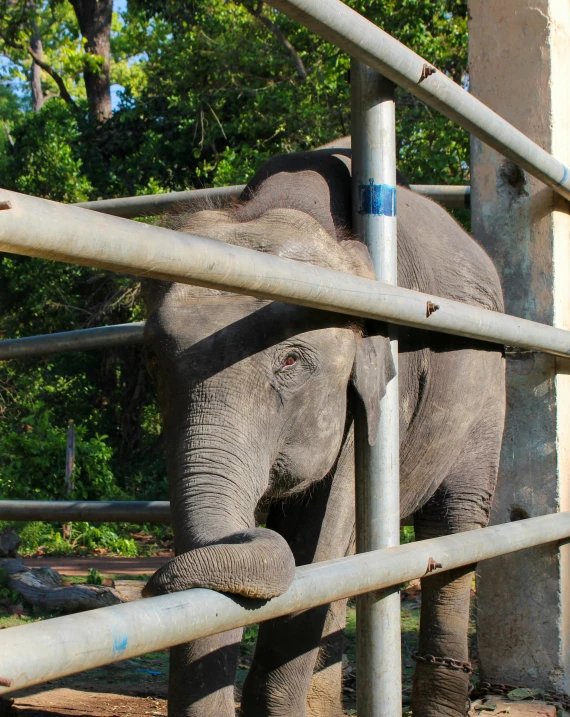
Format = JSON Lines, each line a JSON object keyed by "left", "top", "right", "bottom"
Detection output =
{"left": 141, "top": 140, "right": 506, "bottom": 717}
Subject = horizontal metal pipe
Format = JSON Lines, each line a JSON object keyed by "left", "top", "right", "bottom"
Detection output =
{"left": 75, "top": 184, "right": 469, "bottom": 219}
{"left": 0, "top": 323, "right": 145, "bottom": 360}
{"left": 74, "top": 185, "right": 244, "bottom": 218}
{"left": 413, "top": 184, "right": 470, "bottom": 209}
{"left": 0, "top": 189, "right": 568, "bottom": 357}
{"left": 0, "top": 500, "right": 170, "bottom": 523}
{"left": 268, "top": 0, "right": 570, "bottom": 203}
{"left": 1, "top": 512, "right": 569, "bottom": 695}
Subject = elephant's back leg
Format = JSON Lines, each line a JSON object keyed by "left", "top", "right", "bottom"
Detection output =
{"left": 412, "top": 389, "right": 505, "bottom": 717}
{"left": 240, "top": 432, "right": 355, "bottom": 717}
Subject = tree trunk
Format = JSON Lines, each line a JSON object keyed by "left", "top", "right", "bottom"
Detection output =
{"left": 30, "top": 20, "right": 44, "bottom": 112}
{"left": 69, "top": 0, "right": 113, "bottom": 120}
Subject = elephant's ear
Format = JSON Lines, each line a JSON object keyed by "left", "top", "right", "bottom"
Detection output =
{"left": 340, "top": 240, "right": 396, "bottom": 444}
{"left": 351, "top": 327, "right": 396, "bottom": 446}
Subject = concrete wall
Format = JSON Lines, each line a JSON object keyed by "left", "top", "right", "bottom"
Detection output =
{"left": 469, "top": 0, "right": 570, "bottom": 692}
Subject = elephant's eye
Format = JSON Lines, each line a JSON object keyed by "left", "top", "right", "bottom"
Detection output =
{"left": 281, "top": 354, "right": 298, "bottom": 368}
{"left": 149, "top": 353, "right": 159, "bottom": 370}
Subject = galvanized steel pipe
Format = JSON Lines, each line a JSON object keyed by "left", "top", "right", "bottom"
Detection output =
{"left": 267, "top": 0, "right": 570, "bottom": 203}
{"left": 0, "top": 323, "right": 145, "bottom": 360}
{"left": 75, "top": 184, "right": 469, "bottom": 219}
{"left": 414, "top": 184, "right": 470, "bottom": 209}
{"left": 0, "top": 512, "right": 569, "bottom": 695}
{"left": 0, "top": 190, "right": 569, "bottom": 357}
{"left": 75, "top": 185, "right": 244, "bottom": 218}
{"left": 352, "top": 62, "right": 401, "bottom": 717}
{"left": 0, "top": 500, "right": 170, "bottom": 523}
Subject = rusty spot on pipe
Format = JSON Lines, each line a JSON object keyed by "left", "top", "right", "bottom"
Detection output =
{"left": 426, "top": 301, "right": 440, "bottom": 318}
{"left": 0, "top": 200, "right": 12, "bottom": 211}
{"left": 419, "top": 64, "right": 436, "bottom": 82}
{"left": 0, "top": 676, "right": 13, "bottom": 687}
{"left": 425, "top": 557, "right": 443, "bottom": 574}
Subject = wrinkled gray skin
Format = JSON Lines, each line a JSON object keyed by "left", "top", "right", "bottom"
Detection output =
{"left": 142, "top": 139, "right": 506, "bottom": 717}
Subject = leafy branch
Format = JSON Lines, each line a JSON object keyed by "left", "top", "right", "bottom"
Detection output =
{"left": 0, "top": 29, "right": 77, "bottom": 108}
{"left": 246, "top": 1, "right": 307, "bottom": 82}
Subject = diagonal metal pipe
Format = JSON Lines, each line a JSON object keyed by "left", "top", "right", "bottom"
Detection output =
{"left": 0, "top": 512, "right": 569, "bottom": 695}
{"left": 267, "top": 0, "right": 570, "bottom": 203}
{"left": 0, "top": 189, "right": 568, "bottom": 357}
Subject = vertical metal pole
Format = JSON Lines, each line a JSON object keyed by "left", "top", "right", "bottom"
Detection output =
{"left": 351, "top": 60, "right": 401, "bottom": 717}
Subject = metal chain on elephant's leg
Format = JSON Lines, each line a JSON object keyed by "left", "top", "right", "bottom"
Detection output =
{"left": 469, "top": 682, "right": 570, "bottom": 714}
{"left": 412, "top": 656, "right": 570, "bottom": 714}
{"left": 411, "top": 652, "right": 473, "bottom": 674}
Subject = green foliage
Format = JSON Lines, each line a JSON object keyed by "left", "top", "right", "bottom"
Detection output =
{"left": 401, "top": 526, "right": 415, "bottom": 544}
{"left": 1, "top": 520, "right": 138, "bottom": 556}
{"left": 3, "top": 99, "right": 92, "bottom": 202}
{"left": 0, "top": 567, "right": 21, "bottom": 604}
{"left": 0, "top": 383, "right": 117, "bottom": 500}
{"left": 86, "top": 568, "right": 103, "bottom": 584}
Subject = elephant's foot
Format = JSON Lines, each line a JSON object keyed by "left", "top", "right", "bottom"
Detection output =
{"left": 142, "top": 527, "right": 295, "bottom": 599}
{"left": 412, "top": 662, "right": 470, "bottom": 717}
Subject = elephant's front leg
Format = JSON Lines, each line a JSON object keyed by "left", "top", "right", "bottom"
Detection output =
{"left": 412, "top": 565, "right": 474, "bottom": 717}
{"left": 170, "top": 631, "right": 242, "bottom": 717}
{"left": 412, "top": 418, "right": 501, "bottom": 717}
{"left": 240, "top": 602, "right": 343, "bottom": 717}
{"left": 241, "top": 435, "right": 355, "bottom": 717}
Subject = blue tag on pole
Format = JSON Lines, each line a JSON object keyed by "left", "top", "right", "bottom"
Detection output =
{"left": 358, "top": 179, "right": 397, "bottom": 216}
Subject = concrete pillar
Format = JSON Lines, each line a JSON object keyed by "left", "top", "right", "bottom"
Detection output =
{"left": 469, "top": 0, "right": 570, "bottom": 692}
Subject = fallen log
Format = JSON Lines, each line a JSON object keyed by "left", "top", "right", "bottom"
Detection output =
{"left": 0, "top": 558, "right": 121, "bottom": 613}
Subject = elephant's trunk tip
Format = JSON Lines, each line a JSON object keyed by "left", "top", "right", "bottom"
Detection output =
{"left": 143, "top": 527, "right": 295, "bottom": 600}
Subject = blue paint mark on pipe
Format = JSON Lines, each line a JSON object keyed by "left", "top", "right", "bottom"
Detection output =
{"left": 358, "top": 179, "right": 396, "bottom": 216}
{"left": 562, "top": 165, "right": 569, "bottom": 186}
{"left": 112, "top": 632, "right": 128, "bottom": 653}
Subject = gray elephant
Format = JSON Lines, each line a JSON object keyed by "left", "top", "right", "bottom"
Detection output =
{"left": 142, "top": 141, "right": 506, "bottom": 717}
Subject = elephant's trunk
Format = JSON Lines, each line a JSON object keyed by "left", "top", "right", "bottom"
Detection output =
{"left": 143, "top": 415, "right": 295, "bottom": 600}
{"left": 143, "top": 527, "right": 294, "bottom": 598}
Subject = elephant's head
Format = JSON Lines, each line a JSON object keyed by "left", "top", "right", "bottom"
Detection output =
{"left": 141, "top": 195, "right": 394, "bottom": 601}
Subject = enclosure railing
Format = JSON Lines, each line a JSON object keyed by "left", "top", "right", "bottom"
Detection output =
{"left": 73, "top": 183, "right": 470, "bottom": 218}
{"left": 1, "top": 514, "right": 569, "bottom": 694}
{"left": 0, "top": 0, "right": 569, "bottom": 714}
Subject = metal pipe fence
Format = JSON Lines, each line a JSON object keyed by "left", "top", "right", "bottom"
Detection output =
{"left": 0, "top": 190, "right": 568, "bottom": 358}
{"left": 74, "top": 184, "right": 469, "bottom": 219}
{"left": 0, "top": 323, "right": 145, "bottom": 360}
{"left": 0, "top": 500, "right": 170, "bottom": 523}
{"left": 0, "top": 0, "right": 569, "bottom": 712}
{"left": 1, "top": 513, "right": 569, "bottom": 695}
{"left": 268, "top": 0, "right": 570, "bottom": 203}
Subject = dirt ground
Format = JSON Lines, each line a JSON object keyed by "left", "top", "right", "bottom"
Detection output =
{"left": 4, "top": 690, "right": 167, "bottom": 716}
{"left": 21, "top": 557, "right": 170, "bottom": 577}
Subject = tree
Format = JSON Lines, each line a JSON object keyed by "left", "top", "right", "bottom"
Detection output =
{"left": 29, "top": 8, "right": 44, "bottom": 111}
{"left": 69, "top": 0, "right": 113, "bottom": 120}
{"left": 0, "top": 0, "right": 77, "bottom": 110}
